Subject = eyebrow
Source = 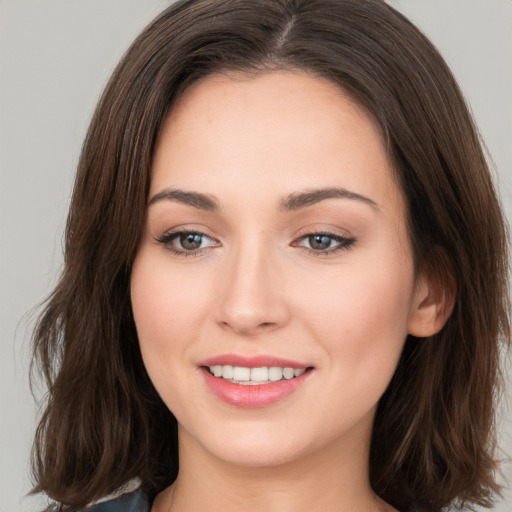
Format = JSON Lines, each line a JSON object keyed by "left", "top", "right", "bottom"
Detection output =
{"left": 148, "top": 186, "right": 378, "bottom": 212}
{"left": 148, "top": 188, "right": 219, "bottom": 211}
{"left": 279, "top": 187, "right": 379, "bottom": 211}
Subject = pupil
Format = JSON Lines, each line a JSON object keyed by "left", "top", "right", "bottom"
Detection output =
{"left": 181, "top": 233, "right": 202, "bottom": 250}
{"left": 310, "top": 235, "right": 331, "bottom": 250}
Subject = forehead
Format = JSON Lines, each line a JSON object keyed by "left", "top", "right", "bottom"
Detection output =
{"left": 162, "top": 70, "right": 380, "bottom": 147}
{"left": 151, "top": 70, "right": 401, "bottom": 214}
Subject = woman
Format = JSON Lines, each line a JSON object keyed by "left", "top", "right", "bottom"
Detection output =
{"left": 30, "top": 1, "right": 510, "bottom": 511}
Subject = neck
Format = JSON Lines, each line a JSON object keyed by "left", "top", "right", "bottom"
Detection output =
{"left": 153, "top": 423, "right": 394, "bottom": 512}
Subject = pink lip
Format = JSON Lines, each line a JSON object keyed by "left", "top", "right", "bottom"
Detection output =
{"left": 199, "top": 354, "right": 311, "bottom": 369}
{"left": 198, "top": 354, "right": 314, "bottom": 408}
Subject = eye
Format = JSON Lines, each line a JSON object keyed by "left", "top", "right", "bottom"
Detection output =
{"left": 156, "top": 230, "right": 219, "bottom": 255}
{"left": 306, "top": 234, "right": 337, "bottom": 251}
{"left": 292, "top": 232, "right": 356, "bottom": 255}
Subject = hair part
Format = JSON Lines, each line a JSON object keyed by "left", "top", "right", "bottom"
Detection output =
{"left": 31, "top": 1, "right": 510, "bottom": 510}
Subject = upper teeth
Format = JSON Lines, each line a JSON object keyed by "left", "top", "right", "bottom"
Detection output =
{"left": 208, "top": 365, "right": 306, "bottom": 384}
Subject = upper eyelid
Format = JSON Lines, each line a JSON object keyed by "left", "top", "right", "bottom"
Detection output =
{"left": 157, "top": 229, "right": 218, "bottom": 244}
{"left": 292, "top": 224, "right": 353, "bottom": 239}
{"left": 156, "top": 224, "right": 218, "bottom": 239}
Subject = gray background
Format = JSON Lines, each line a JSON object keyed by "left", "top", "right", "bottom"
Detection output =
{"left": 1, "top": 1, "right": 510, "bottom": 510}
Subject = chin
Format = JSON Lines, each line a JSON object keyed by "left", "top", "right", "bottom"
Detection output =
{"left": 178, "top": 413, "right": 352, "bottom": 470}
{"left": 208, "top": 438, "right": 310, "bottom": 468}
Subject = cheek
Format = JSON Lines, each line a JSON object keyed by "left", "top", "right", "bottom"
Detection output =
{"left": 130, "top": 251, "right": 206, "bottom": 370}
{"left": 293, "top": 254, "right": 415, "bottom": 379}
{"left": 130, "top": 251, "right": 216, "bottom": 419}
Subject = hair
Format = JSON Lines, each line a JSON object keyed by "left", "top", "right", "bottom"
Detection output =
{"left": 31, "top": 1, "right": 510, "bottom": 511}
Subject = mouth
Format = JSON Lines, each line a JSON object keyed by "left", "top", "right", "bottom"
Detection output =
{"left": 199, "top": 355, "right": 314, "bottom": 407}
{"left": 204, "top": 364, "right": 312, "bottom": 385}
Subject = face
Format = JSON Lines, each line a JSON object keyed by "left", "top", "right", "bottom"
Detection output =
{"left": 131, "top": 71, "right": 426, "bottom": 468}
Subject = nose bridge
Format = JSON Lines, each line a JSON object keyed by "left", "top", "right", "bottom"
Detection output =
{"left": 216, "top": 231, "right": 289, "bottom": 334}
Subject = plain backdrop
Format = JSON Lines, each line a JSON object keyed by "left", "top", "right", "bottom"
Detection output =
{"left": 1, "top": 1, "right": 511, "bottom": 510}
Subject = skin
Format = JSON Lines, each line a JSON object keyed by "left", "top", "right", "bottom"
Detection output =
{"left": 131, "top": 71, "right": 446, "bottom": 512}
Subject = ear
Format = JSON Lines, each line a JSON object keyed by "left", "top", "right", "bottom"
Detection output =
{"left": 407, "top": 270, "right": 456, "bottom": 338}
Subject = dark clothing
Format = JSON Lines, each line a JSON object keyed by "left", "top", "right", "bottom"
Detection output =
{"left": 86, "top": 490, "right": 149, "bottom": 512}
{"left": 84, "top": 488, "right": 425, "bottom": 512}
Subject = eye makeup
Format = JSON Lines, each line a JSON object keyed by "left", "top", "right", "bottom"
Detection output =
{"left": 154, "top": 227, "right": 356, "bottom": 258}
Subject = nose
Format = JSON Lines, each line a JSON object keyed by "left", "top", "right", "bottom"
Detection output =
{"left": 215, "top": 240, "right": 290, "bottom": 336}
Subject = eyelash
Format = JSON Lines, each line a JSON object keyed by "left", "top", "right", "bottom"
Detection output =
{"left": 155, "top": 231, "right": 219, "bottom": 257}
{"left": 292, "top": 231, "right": 356, "bottom": 256}
{"left": 155, "top": 230, "right": 356, "bottom": 257}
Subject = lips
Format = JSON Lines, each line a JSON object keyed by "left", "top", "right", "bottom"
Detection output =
{"left": 198, "top": 354, "right": 314, "bottom": 408}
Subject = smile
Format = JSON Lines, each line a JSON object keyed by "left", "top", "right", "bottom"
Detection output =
{"left": 200, "top": 356, "right": 314, "bottom": 407}
{"left": 206, "top": 365, "right": 307, "bottom": 385}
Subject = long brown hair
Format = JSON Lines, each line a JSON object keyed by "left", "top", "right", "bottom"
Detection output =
{"left": 31, "top": 1, "right": 510, "bottom": 510}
